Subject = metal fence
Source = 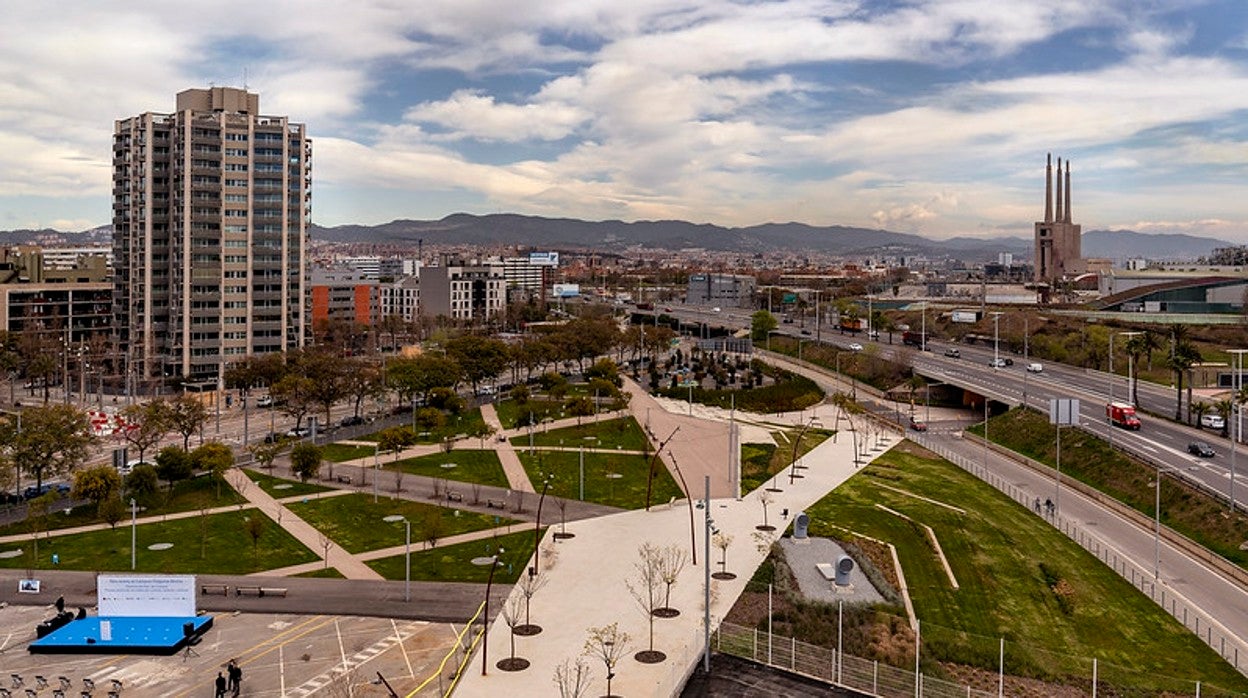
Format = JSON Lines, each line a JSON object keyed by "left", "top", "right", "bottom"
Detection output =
{"left": 911, "top": 433, "right": 1248, "bottom": 679}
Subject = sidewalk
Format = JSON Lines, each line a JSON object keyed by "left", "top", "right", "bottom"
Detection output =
{"left": 480, "top": 403, "right": 537, "bottom": 492}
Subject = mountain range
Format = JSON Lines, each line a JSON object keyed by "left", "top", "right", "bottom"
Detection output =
{"left": 0, "top": 215, "right": 1233, "bottom": 262}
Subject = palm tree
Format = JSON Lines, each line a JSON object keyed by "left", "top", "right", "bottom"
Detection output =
{"left": 1139, "top": 329, "right": 1162, "bottom": 372}
{"left": 1167, "top": 340, "right": 1202, "bottom": 422}
{"left": 1125, "top": 333, "right": 1150, "bottom": 406}
{"left": 1192, "top": 401, "right": 1212, "bottom": 430}
{"left": 1215, "top": 398, "right": 1233, "bottom": 439}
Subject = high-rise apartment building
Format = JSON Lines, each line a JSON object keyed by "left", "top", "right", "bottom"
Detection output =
{"left": 112, "top": 87, "right": 311, "bottom": 384}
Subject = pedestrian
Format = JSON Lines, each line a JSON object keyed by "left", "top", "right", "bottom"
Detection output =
{"left": 214, "top": 672, "right": 226, "bottom": 698}
{"left": 228, "top": 661, "right": 242, "bottom": 696}
{"left": 1033, "top": 497, "right": 1040, "bottom": 513}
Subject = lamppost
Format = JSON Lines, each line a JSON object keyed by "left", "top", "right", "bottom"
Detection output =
{"left": 788, "top": 417, "right": 814, "bottom": 485}
{"left": 1229, "top": 349, "right": 1248, "bottom": 514}
{"left": 130, "top": 498, "right": 137, "bottom": 570}
{"left": 384, "top": 515, "right": 412, "bottom": 602}
{"left": 702, "top": 475, "right": 714, "bottom": 674}
{"left": 1108, "top": 331, "right": 1141, "bottom": 452}
{"left": 481, "top": 547, "right": 505, "bottom": 676}
{"left": 532, "top": 474, "right": 554, "bottom": 576}
{"left": 920, "top": 301, "right": 927, "bottom": 353}
{"left": 1153, "top": 465, "right": 1181, "bottom": 579}
{"left": 990, "top": 312, "right": 1003, "bottom": 367}
{"left": 373, "top": 442, "right": 380, "bottom": 503}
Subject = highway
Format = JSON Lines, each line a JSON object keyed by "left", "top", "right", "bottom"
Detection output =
{"left": 652, "top": 302, "right": 1246, "bottom": 511}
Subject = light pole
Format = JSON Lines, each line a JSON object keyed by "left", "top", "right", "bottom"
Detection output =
{"left": 532, "top": 474, "right": 553, "bottom": 576}
{"left": 702, "top": 475, "right": 713, "bottom": 674}
{"left": 920, "top": 301, "right": 926, "bottom": 353}
{"left": 990, "top": 312, "right": 1003, "bottom": 367}
{"left": 1229, "top": 349, "right": 1248, "bottom": 515}
{"left": 373, "top": 442, "right": 380, "bottom": 503}
{"left": 481, "top": 548, "right": 505, "bottom": 676}
{"left": 1153, "top": 465, "right": 1181, "bottom": 579}
{"left": 788, "top": 417, "right": 814, "bottom": 485}
{"left": 130, "top": 498, "right": 137, "bottom": 570}
{"left": 1108, "top": 331, "right": 1141, "bottom": 452}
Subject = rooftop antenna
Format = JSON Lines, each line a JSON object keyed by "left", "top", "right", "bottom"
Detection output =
{"left": 243, "top": 67, "right": 249, "bottom": 91}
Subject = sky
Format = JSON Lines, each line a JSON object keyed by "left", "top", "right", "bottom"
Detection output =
{"left": 3, "top": 0, "right": 1248, "bottom": 241}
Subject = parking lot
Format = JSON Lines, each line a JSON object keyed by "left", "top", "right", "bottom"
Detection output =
{"left": 0, "top": 604, "right": 463, "bottom": 697}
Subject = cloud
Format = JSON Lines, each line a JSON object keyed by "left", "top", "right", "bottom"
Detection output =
{"left": 404, "top": 90, "right": 590, "bottom": 142}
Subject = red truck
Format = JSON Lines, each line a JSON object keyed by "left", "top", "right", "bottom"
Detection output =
{"left": 1106, "top": 401, "right": 1141, "bottom": 430}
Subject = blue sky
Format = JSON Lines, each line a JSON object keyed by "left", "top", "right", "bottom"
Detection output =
{"left": 3, "top": 0, "right": 1248, "bottom": 240}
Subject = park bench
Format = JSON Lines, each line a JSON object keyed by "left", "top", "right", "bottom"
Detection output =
{"left": 486, "top": 498, "right": 506, "bottom": 509}
{"left": 446, "top": 491, "right": 464, "bottom": 503}
{"left": 235, "top": 586, "right": 263, "bottom": 597}
{"left": 200, "top": 584, "right": 229, "bottom": 596}
{"left": 260, "top": 587, "right": 289, "bottom": 598}
{"left": 336, "top": 475, "right": 352, "bottom": 484}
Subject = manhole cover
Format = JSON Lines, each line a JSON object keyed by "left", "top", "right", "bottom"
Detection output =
{"left": 0, "top": 549, "right": 23, "bottom": 559}
{"left": 440, "top": 463, "right": 457, "bottom": 469}
{"left": 606, "top": 473, "right": 623, "bottom": 479}
{"left": 148, "top": 543, "right": 174, "bottom": 551}
{"left": 273, "top": 484, "right": 294, "bottom": 490}
{"left": 470, "top": 556, "right": 496, "bottom": 566}
{"left": 382, "top": 515, "right": 404, "bottom": 523}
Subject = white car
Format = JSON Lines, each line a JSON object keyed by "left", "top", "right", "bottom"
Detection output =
{"left": 256, "top": 395, "right": 274, "bottom": 408}
{"left": 1201, "top": 414, "right": 1225, "bottom": 430}
{"left": 1026, "top": 362, "right": 1043, "bottom": 373}
{"left": 848, "top": 343, "right": 863, "bottom": 352}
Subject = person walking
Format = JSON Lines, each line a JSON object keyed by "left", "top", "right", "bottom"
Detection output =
{"left": 228, "top": 661, "right": 242, "bottom": 696}
{"left": 214, "top": 672, "right": 227, "bottom": 698}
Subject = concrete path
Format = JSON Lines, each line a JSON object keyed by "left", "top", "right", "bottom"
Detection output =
{"left": 223, "top": 468, "right": 383, "bottom": 581}
{"left": 621, "top": 377, "right": 737, "bottom": 499}
{"left": 481, "top": 402, "right": 538, "bottom": 492}
{"left": 454, "top": 395, "right": 886, "bottom": 697}
{"left": 260, "top": 523, "right": 520, "bottom": 577}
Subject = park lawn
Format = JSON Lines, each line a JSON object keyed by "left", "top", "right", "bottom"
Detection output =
{"left": 494, "top": 398, "right": 563, "bottom": 429}
{"left": 971, "top": 407, "right": 1248, "bottom": 568}
{"left": 529, "top": 416, "right": 650, "bottom": 451}
{"left": 804, "top": 442, "right": 1248, "bottom": 692}
{"left": 320, "top": 442, "right": 377, "bottom": 463}
{"left": 368, "top": 529, "right": 540, "bottom": 585}
{"left": 243, "top": 468, "right": 333, "bottom": 498}
{"left": 740, "top": 428, "right": 833, "bottom": 495}
{"left": 385, "top": 450, "right": 510, "bottom": 489}
{"left": 0, "top": 509, "right": 317, "bottom": 575}
{"left": 286, "top": 492, "right": 510, "bottom": 554}
{"left": 357, "top": 408, "right": 489, "bottom": 445}
{"left": 0, "top": 474, "right": 247, "bottom": 537}
{"left": 517, "top": 450, "right": 682, "bottom": 509}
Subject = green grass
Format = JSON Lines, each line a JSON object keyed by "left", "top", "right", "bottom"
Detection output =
{"left": 286, "top": 492, "right": 511, "bottom": 554}
{"left": 367, "top": 529, "right": 540, "bottom": 584}
{"left": 357, "top": 408, "right": 488, "bottom": 444}
{"left": 970, "top": 407, "right": 1248, "bottom": 568}
{"left": 0, "top": 509, "right": 318, "bottom": 574}
{"left": 803, "top": 442, "right": 1248, "bottom": 692}
{"left": 739, "top": 428, "right": 833, "bottom": 494}
{"left": 385, "top": 449, "right": 510, "bottom": 488}
{"left": 517, "top": 449, "right": 683, "bottom": 509}
{"left": 494, "top": 398, "right": 563, "bottom": 429}
{"left": 294, "top": 566, "right": 346, "bottom": 579}
{"left": 657, "top": 367, "right": 824, "bottom": 413}
{"left": 243, "top": 468, "right": 334, "bottom": 498}
{"left": 529, "top": 416, "right": 650, "bottom": 451}
{"left": 320, "top": 442, "right": 378, "bottom": 463}
{"left": 0, "top": 474, "right": 246, "bottom": 536}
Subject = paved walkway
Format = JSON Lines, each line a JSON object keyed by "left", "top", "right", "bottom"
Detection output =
{"left": 480, "top": 403, "right": 537, "bottom": 492}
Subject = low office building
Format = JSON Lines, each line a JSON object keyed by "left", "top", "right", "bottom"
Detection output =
{"left": 686, "top": 273, "right": 756, "bottom": 307}
{"left": 419, "top": 258, "right": 505, "bottom": 321}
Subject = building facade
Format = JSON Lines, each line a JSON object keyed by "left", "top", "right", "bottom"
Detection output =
{"left": 310, "top": 268, "right": 379, "bottom": 329}
{"left": 419, "top": 259, "right": 504, "bottom": 321}
{"left": 1034, "top": 153, "right": 1083, "bottom": 284}
{"left": 686, "top": 273, "right": 757, "bottom": 307}
{"left": 112, "top": 87, "right": 311, "bottom": 383}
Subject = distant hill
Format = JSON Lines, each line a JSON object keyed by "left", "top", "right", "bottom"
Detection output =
{"left": 1081, "top": 229, "right": 1231, "bottom": 261}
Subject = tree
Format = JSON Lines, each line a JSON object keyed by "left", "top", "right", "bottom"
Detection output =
{"left": 297, "top": 349, "right": 350, "bottom": 426}
{"left": 712, "top": 532, "right": 735, "bottom": 579}
{"left": 290, "top": 442, "right": 323, "bottom": 482}
{"left": 446, "top": 335, "right": 511, "bottom": 394}
{"left": 125, "top": 464, "right": 160, "bottom": 505}
{"left": 497, "top": 595, "right": 529, "bottom": 670}
{"left": 120, "top": 399, "right": 171, "bottom": 465}
{"left": 271, "top": 373, "right": 316, "bottom": 430}
{"left": 378, "top": 426, "right": 416, "bottom": 460}
{"left": 155, "top": 446, "right": 193, "bottom": 491}
{"left": 750, "top": 310, "right": 778, "bottom": 342}
{"left": 758, "top": 489, "right": 776, "bottom": 531}
{"left": 1192, "top": 401, "right": 1212, "bottom": 429}
{"left": 71, "top": 465, "right": 122, "bottom": 509}
{"left": 191, "top": 442, "right": 234, "bottom": 498}
{"left": 1215, "top": 398, "right": 1233, "bottom": 438}
{"left": 166, "top": 395, "right": 210, "bottom": 451}
{"left": 655, "top": 545, "right": 688, "bottom": 615}
{"left": 552, "top": 658, "right": 592, "bottom": 698}
{"left": 421, "top": 507, "right": 444, "bottom": 549}
{"left": 565, "top": 396, "right": 595, "bottom": 426}
{"left": 516, "top": 571, "right": 548, "bottom": 634}
{"left": 584, "top": 623, "right": 630, "bottom": 698}
{"left": 626, "top": 542, "right": 667, "bottom": 662}
{"left": 248, "top": 440, "right": 286, "bottom": 470}
{"left": 585, "top": 358, "right": 622, "bottom": 388}
{"left": 9, "top": 403, "right": 96, "bottom": 492}
{"left": 1166, "top": 336, "right": 1201, "bottom": 422}
{"left": 342, "top": 357, "right": 384, "bottom": 418}
{"left": 99, "top": 496, "right": 125, "bottom": 529}
{"left": 244, "top": 514, "right": 266, "bottom": 558}
{"left": 386, "top": 354, "right": 460, "bottom": 405}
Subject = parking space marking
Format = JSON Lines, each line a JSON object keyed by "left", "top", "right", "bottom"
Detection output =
{"left": 289, "top": 620, "right": 422, "bottom": 696}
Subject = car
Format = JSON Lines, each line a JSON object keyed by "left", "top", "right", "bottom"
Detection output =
{"left": 944, "top": 348, "right": 960, "bottom": 358}
{"left": 256, "top": 395, "right": 274, "bottom": 408}
{"left": 782, "top": 317, "right": 794, "bottom": 324}
{"left": 663, "top": 307, "right": 673, "bottom": 312}
{"left": 339, "top": 415, "right": 365, "bottom": 427}
{"left": 868, "top": 330, "right": 880, "bottom": 339}
{"left": 1188, "top": 441, "right": 1215, "bottom": 457}
{"left": 989, "top": 358, "right": 1008, "bottom": 368}
{"left": 1026, "top": 362, "right": 1043, "bottom": 373}
{"left": 23, "top": 483, "right": 71, "bottom": 500}
{"left": 263, "top": 432, "right": 283, "bottom": 444}
{"left": 285, "top": 426, "right": 310, "bottom": 438}
{"left": 909, "top": 419, "right": 928, "bottom": 432}
{"left": 712, "top": 307, "right": 721, "bottom": 313}
{"left": 848, "top": 343, "right": 863, "bottom": 352}
{"left": 800, "top": 329, "right": 811, "bottom": 336}
{"left": 1200, "top": 414, "right": 1225, "bottom": 430}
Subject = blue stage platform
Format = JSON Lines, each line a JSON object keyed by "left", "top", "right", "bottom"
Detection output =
{"left": 29, "top": 615, "right": 213, "bottom": 655}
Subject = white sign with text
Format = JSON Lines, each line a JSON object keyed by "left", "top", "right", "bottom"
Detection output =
{"left": 98, "top": 574, "right": 196, "bottom": 617}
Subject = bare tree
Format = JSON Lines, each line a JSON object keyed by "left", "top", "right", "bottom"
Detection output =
{"left": 584, "top": 623, "right": 630, "bottom": 698}
{"left": 515, "top": 572, "right": 548, "bottom": 635}
{"left": 394, "top": 469, "right": 405, "bottom": 494}
{"left": 625, "top": 543, "right": 667, "bottom": 663}
{"left": 318, "top": 531, "right": 333, "bottom": 569}
{"left": 496, "top": 595, "right": 529, "bottom": 671}
{"left": 512, "top": 490, "right": 527, "bottom": 514}
{"left": 712, "top": 532, "right": 736, "bottom": 580}
{"left": 421, "top": 508, "right": 443, "bottom": 549}
{"left": 552, "top": 657, "right": 592, "bottom": 698}
{"left": 757, "top": 489, "right": 776, "bottom": 531}
{"left": 471, "top": 482, "right": 482, "bottom": 505}
{"left": 655, "top": 545, "right": 688, "bottom": 616}
{"left": 553, "top": 494, "right": 573, "bottom": 539}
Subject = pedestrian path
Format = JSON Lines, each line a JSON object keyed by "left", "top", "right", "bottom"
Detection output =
{"left": 479, "top": 403, "right": 536, "bottom": 493}
{"left": 258, "top": 524, "right": 518, "bottom": 577}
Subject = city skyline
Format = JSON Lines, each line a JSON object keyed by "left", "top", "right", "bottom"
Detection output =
{"left": 4, "top": 0, "right": 1248, "bottom": 241}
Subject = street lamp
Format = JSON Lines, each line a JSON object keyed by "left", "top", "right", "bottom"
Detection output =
{"left": 702, "top": 475, "right": 714, "bottom": 674}
{"left": 481, "top": 547, "right": 505, "bottom": 676}
{"left": 1229, "top": 349, "right": 1248, "bottom": 515}
{"left": 130, "top": 498, "right": 137, "bottom": 570}
{"left": 1108, "top": 331, "right": 1141, "bottom": 452}
{"left": 373, "top": 442, "right": 380, "bottom": 503}
{"left": 990, "top": 312, "right": 1003, "bottom": 367}
{"left": 1153, "top": 465, "right": 1182, "bottom": 579}
{"left": 788, "top": 417, "right": 814, "bottom": 485}
{"left": 384, "top": 516, "right": 412, "bottom": 602}
{"left": 532, "top": 474, "right": 554, "bottom": 576}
